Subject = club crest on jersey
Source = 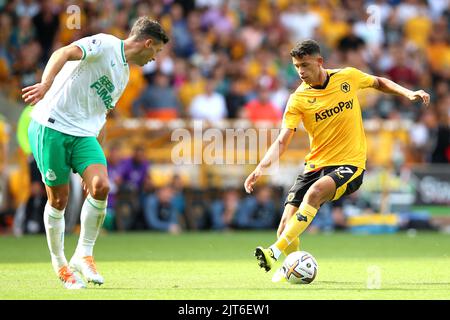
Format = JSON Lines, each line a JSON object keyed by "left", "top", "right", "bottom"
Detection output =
{"left": 45, "top": 169, "right": 57, "bottom": 181}
{"left": 315, "top": 99, "right": 353, "bottom": 122}
{"left": 341, "top": 82, "right": 350, "bottom": 93}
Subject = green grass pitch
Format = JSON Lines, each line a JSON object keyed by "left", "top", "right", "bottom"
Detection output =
{"left": 1, "top": 231, "right": 449, "bottom": 300}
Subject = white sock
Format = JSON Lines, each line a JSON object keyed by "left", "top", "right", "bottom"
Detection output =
{"left": 74, "top": 195, "right": 107, "bottom": 258}
{"left": 43, "top": 203, "right": 67, "bottom": 273}
{"left": 269, "top": 245, "right": 282, "bottom": 260}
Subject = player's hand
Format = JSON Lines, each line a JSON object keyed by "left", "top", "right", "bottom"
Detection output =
{"left": 244, "top": 167, "right": 262, "bottom": 194}
{"left": 408, "top": 90, "right": 430, "bottom": 107}
{"left": 22, "top": 82, "right": 51, "bottom": 106}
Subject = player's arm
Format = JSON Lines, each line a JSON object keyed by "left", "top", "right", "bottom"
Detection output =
{"left": 371, "top": 76, "right": 430, "bottom": 107}
{"left": 22, "top": 45, "right": 83, "bottom": 105}
{"left": 244, "top": 128, "right": 295, "bottom": 193}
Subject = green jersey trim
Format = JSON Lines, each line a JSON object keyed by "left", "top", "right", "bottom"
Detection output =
{"left": 121, "top": 40, "right": 127, "bottom": 65}
{"left": 76, "top": 44, "right": 87, "bottom": 60}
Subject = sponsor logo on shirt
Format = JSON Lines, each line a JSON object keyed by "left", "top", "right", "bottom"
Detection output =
{"left": 90, "top": 75, "right": 115, "bottom": 109}
{"left": 315, "top": 99, "right": 353, "bottom": 122}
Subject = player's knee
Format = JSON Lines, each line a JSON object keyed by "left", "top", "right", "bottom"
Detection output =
{"left": 91, "top": 177, "right": 110, "bottom": 199}
{"left": 49, "top": 196, "right": 68, "bottom": 210}
{"left": 304, "top": 185, "right": 325, "bottom": 207}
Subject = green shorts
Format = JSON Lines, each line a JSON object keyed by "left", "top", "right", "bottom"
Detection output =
{"left": 28, "top": 119, "right": 107, "bottom": 186}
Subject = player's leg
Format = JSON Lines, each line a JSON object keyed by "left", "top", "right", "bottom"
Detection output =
{"left": 277, "top": 204, "right": 301, "bottom": 256}
{"left": 270, "top": 176, "right": 335, "bottom": 258}
{"left": 255, "top": 204, "right": 300, "bottom": 271}
{"left": 74, "top": 163, "right": 109, "bottom": 256}
{"left": 44, "top": 184, "right": 69, "bottom": 270}
{"left": 256, "top": 175, "right": 335, "bottom": 272}
{"left": 270, "top": 204, "right": 300, "bottom": 282}
{"left": 255, "top": 171, "right": 319, "bottom": 272}
{"left": 44, "top": 184, "right": 85, "bottom": 288}
{"left": 271, "top": 166, "right": 364, "bottom": 262}
{"left": 28, "top": 120, "right": 85, "bottom": 289}
{"left": 69, "top": 138, "right": 109, "bottom": 285}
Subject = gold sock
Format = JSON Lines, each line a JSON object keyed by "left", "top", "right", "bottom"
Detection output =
{"left": 283, "top": 237, "right": 300, "bottom": 256}
{"left": 274, "top": 202, "right": 318, "bottom": 253}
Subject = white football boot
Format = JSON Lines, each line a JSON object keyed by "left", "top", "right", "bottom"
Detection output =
{"left": 69, "top": 256, "right": 104, "bottom": 285}
{"left": 58, "top": 265, "right": 86, "bottom": 289}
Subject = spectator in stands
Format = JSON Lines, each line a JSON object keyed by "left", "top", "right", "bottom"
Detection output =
{"left": 426, "top": 17, "right": 450, "bottom": 81}
{"left": 235, "top": 185, "right": 277, "bottom": 229}
{"left": 143, "top": 184, "right": 181, "bottom": 234}
{"left": 169, "top": 3, "right": 196, "bottom": 58}
{"left": 115, "top": 65, "right": 147, "bottom": 118}
{"left": 430, "top": 97, "right": 450, "bottom": 163}
{"left": 32, "top": 0, "right": 59, "bottom": 63}
{"left": 412, "top": 110, "right": 434, "bottom": 163}
{"left": 10, "top": 16, "right": 36, "bottom": 52}
{"left": 21, "top": 157, "right": 46, "bottom": 234}
{"left": 280, "top": 2, "right": 321, "bottom": 42}
{"left": 178, "top": 65, "right": 206, "bottom": 113}
{"left": 210, "top": 188, "right": 241, "bottom": 231}
{"left": 0, "top": 114, "right": 8, "bottom": 177}
{"left": 132, "top": 72, "right": 181, "bottom": 120}
{"left": 13, "top": 41, "right": 42, "bottom": 89}
{"left": 200, "top": 1, "right": 235, "bottom": 36}
{"left": 189, "top": 79, "right": 227, "bottom": 122}
{"left": 182, "top": 188, "right": 211, "bottom": 230}
{"left": 0, "top": 114, "right": 11, "bottom": 233}
{"left": 241, "top": 85, "right": 282, "bottom": 122}
{"left": 104, "top": 143, "right": 123, "bottom": 231}
{"left": 190, "top": 41, "right": 218, "bottom": 78}
{"left": 115, "top": 146, "right": 151, "bottom": 231}
{"left": 171, "top": 174, "right": 186, "bottom": 219}
{"left": 224, "top": 78, "right": 247, "bottom": 119}
{"left": 386, "top": 44, "right": 419, "bottom": 88}
{"left": 16, "top": 0, "right": 40, "bottom": 18}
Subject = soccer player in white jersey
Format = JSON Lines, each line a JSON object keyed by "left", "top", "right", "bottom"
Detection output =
{"left": 21, "top": 17, "right": 169, "bottom": 289}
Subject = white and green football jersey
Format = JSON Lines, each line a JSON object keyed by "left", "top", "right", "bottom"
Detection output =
{"left": 31, "top": 33, "right": 130, "bottom": 137}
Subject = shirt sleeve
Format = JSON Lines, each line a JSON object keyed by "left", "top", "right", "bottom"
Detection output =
{"left": 281, "top": 94, "right": 303, "bottom": 130}
{"left": 349, "top": 67, "right": 376, "bottom": 89}
{"left": 72, "top": 34, "right": 105, "bottom": 61}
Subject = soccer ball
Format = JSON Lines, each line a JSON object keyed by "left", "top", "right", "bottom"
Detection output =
{"left": 282, "top": 251, "right": 318, "bottom": 284}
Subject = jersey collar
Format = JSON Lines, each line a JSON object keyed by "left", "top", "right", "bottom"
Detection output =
{"left": 309, "top": 70, "right": 331, "bottom": 90}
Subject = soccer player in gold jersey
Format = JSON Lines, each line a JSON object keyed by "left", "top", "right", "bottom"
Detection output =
{"left": 244, "top": 40, "right": 430, "bottom": 278}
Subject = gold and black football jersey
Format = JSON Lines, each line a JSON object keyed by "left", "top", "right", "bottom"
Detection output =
{"left": 282, "top": 67, "right": 376, "bottom": 173}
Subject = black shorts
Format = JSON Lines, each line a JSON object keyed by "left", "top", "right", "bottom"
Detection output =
{"left": 284, "top": 165, "right": 365, "bottom": 207}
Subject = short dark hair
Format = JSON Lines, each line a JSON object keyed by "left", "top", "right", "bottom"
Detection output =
{"left": 130, "top": 16, "right": 170, "bottom": 44}
{"left": 290, "top": 39, "right": 321, "bottom": 58}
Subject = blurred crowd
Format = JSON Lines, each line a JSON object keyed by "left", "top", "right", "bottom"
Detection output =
{"left": 0, "top": 0, "right": 449, "bottom": 234}
{"left": 0, "top": 0, "right": 448, "bottom": 120}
